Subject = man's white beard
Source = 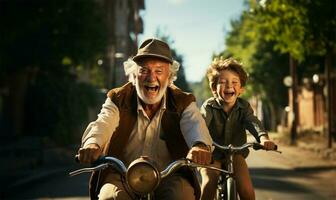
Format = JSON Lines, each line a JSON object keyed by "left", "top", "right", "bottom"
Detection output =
{"left": 135, "top": 79, "right": 169, "bottom": 105}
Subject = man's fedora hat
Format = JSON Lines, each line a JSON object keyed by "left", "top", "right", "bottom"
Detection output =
{"left": 133, "top": 38, "right": 173, "bottom": 64}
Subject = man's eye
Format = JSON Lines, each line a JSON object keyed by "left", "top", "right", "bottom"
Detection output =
{"left": 139, "top": 68, "right": 149, "bottom": 74}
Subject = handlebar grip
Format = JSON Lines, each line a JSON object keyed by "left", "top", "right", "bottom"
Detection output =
{"left": 274, "top": 145, "right": 278, "bottom": 151}
{"left": 253, "top": 143, "right": 278, "bottom": 151}
{"left": 253, "top": 143, "right": 264, "bottom": 150}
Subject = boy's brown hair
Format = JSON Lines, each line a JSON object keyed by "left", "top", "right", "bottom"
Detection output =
{"left": 206, "top": 57, "right": 248, "bottom": 89}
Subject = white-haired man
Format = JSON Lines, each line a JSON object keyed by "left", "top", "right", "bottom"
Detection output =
{"left": 77, "top": 38, "right": 212, "bottom": 200}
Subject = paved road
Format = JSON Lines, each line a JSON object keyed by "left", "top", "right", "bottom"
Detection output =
{"left": 9, "top": 167, "right": 90, "bottom": 200}
{"left": 248, "top": 147, "right": 336, "bottom": 200}
{"left": 7, "top": 146, "right": 336, "bottom": 200}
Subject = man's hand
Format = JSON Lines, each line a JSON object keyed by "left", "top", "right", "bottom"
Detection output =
{"left": 77, "top": 143, "right": 102, "bottom": 164}
{"left": 260, "top": 136, "right": 277, "bottom": 151}
{"left": 187, "top": 144, "right": 212, "bottom": 165}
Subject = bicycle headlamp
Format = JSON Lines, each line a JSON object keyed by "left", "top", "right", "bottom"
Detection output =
{"left": 126, "top": 156, "right": 160, "bottom": 195}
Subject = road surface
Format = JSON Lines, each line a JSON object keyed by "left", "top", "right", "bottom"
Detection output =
{"left": 8, "top": 145, "right": 336, "bottom": 200}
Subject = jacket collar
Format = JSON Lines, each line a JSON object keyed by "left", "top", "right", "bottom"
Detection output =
{"left": 207, "top": 97, "right": 247, "bottom": 110}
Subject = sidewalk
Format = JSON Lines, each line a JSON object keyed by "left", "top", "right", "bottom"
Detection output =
{"left": 269, "top": 132, "right": 336, "bottom": 170}
{"left": 0, "top": 138, "right": 79, "bottom": 198}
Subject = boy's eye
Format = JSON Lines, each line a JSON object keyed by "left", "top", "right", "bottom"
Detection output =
{"left": 218, "top": 80, "right": 240, "bottom": 86}
{"left": 232, "top": 80, "right": 240, "bottom": 86}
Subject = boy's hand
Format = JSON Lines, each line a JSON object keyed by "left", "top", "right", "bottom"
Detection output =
{"left": 260, "top": 136, "right": 277, "bottom": 151}
{"left": 77, "top": 143, "right": 102, "bottom": 164}
{"left": 187, "top": 143, "right": 212, "bottom": 165}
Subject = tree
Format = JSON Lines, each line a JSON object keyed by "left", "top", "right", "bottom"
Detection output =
{"left": 216, "top": 10, "right": 289, "bottom": 131}
{"left": 254, "top": 0, "right": 336, "bottom": 145}
{"left": 0, "top": 0, "right": 107, "bottom": 143}
{"left": 0, "top": 0, "right": 106, "bottom": 72}
{"left": 305, "top": 0, "right": 336, "bottom": 147}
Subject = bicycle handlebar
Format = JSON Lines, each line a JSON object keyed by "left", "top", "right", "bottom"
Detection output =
{"left": 69, "top": 157, "right": 227, "bottom": 177}
{"left": 70, "top": 143, "right": 281, "bottom": 177}
{"left": 69, "top": 156, "right": 127, "bottom": 177}
{"left": 213, "top": 142, "right": 281, "bottom": 154}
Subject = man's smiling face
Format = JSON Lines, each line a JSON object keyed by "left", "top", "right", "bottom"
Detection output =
{"left": 136, "top": 58, "right": 170, "bottom": 105}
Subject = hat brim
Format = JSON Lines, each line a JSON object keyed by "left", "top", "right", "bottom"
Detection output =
{"left": 133, "top": 54, "right": 173, "bottom": 64}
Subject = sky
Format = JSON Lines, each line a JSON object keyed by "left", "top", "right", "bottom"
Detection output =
{"left": 139, "top": 0, "right": 246, "bottom": 83}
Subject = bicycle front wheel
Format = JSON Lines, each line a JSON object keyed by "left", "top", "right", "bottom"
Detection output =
{"left": 226, "top": 177, "right": 237, "bottom": 200}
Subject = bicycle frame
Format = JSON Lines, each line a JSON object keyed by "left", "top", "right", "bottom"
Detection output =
{"left": 215, "top": 144, "right": 237, "bottom": 200}
{"left": 213, "top": 142, "right": 281, "bottom": 200}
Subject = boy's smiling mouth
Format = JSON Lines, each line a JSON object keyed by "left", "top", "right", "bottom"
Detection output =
{"left": 224, "top": 91, "right": 235, "bottom": 98}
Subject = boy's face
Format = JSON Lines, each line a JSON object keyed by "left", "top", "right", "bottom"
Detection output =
{"left": 212, "top": 69, "right": 244, "bottom": 108}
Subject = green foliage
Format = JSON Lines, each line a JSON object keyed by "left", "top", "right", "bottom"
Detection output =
{"left": 190, "top": 76, "right": 212, "bottom": 106}
{"left": 224, "top": 11, "right": 260, "bottom": 70}
{"left": 199, "top": 0, "right": 336, "bottom": 131}
{"left": 25, "top": 73, "right": 101, "bottom": 144}
{"left": 254, "top": 0, "right": 308, "bottom": 62}
{"left": 209, "top": 2, "right": 291, "bottom": 130}
{"left": 0, "top": 0, "right": 108, "bottom": 144}
{"left": 254, "top": 0, "right": 336, "bottom": 62}
{"left": 304, "top": 0, "right": 336, "bottom": 55}
{"left": 248, "top": 41, "right": 289, "bottom": 108}
{"left": 75, "top": 63, "right": 106, "bottom": 88}
{"left": 0, "top": 0, "right": 107, "bottom": 73}
{"left": 212, "top": 0, "right": 336, "bottom": 130}
{"left": 217, "top": 10, "right": 288, "bottom": 106}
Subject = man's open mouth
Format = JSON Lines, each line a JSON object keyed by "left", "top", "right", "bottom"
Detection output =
{"left": 145, "top": 86, "right": 159, "bottom": 92}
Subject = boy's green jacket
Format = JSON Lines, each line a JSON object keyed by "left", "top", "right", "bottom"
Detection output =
{"left": 200, "top": 97, "right": 267, "bottom": 160}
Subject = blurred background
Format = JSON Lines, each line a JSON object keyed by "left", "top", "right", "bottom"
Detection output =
{"left": 0, "top": 0, "right": 335, "bottom": 199}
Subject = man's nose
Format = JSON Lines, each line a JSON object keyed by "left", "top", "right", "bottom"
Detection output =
{"left": 147, "top": 71, "right": 156, "bottom": 81}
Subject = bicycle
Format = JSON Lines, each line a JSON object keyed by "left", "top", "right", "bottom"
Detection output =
{"left": 69, "top": 156, "right": 225, "bottom": 200}
{"left": 212, "top": 142, "right": 281, "bottom": 200}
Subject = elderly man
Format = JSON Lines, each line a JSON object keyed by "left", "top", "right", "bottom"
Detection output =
{"left": 77, "top": 38, "right": 212, "bottom": 200}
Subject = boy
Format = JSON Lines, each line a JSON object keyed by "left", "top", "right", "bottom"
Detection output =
{"left": 199, "top": 57, "right": 276, "bottom": 200}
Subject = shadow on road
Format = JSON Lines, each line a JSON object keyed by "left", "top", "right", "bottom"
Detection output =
{"left": 250, "top": 167, "right": 334, "bottom": 193}
{"left": 5, "top": 172, "right": 90, "bottom": 199}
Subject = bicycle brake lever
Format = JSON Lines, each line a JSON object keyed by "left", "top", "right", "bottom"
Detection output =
{"left": 69, "top": 163, "right": 109, "bottom": 177}
{"left": 252, "top": 143, "right": 264, "bottom": 150}
{"left": 270, "top": 145, "right": 282, "bottom": 154}
{"left": 74, "top": 155, "right": 106, "bottom": 167}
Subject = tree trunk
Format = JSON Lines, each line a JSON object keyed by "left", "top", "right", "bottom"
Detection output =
{"left": 325, "top": 51, "right": 333, "bottom": 148}
{"left": 268, "top": 101, "right": 277, "bottom": 131}
{"left": 289, "top": 55, "right": 299, "bottom": 145}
